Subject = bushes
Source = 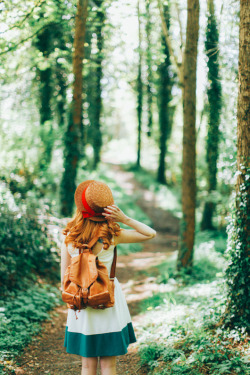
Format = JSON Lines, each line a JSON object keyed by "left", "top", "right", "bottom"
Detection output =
{"left": 0, "top": 283, "right": 63, "bottom": 372}
{"left": 138, "top": 330, "right": 250, "bottom": 375}
{"left": 136, "top": 233, "right": 249, "bottom": 375}
{"left": 0, "top": 202, "right": 60, "bottom": 297}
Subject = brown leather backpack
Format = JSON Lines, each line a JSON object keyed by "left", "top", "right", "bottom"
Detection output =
{"left": 61, "top": 235, "right": 117, "bottom": 314}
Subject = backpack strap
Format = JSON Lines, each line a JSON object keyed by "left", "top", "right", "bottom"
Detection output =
{"left": 88, "top": 235, "right": 101, "bottom": 250}
{"left": 79, "top": 235, "right": 100, "bottom": 254}
{"left": 80, "top": 235, "right": 117, "bottom": 280}
{"left": 109, "top": 246, "right": 117, "bottom": 280}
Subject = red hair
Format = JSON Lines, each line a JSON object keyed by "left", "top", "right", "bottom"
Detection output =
{"left": 62, "top": 208, "right": 121, "bottom": 250}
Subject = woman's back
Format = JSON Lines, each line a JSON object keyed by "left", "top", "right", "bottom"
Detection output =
{"left": 65, "top": 237, "right": 116, "bottom": 278}
{"left": 61, "top": 179, "right": 156, "bottom": 366}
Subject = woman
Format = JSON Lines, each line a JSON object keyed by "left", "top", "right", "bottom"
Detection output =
{"left": 61, "top": 180, "right": 156, "bottom": 375}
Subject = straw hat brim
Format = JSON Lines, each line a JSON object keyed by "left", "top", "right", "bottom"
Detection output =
{"left": 74, "top": 180, "right": 108, "bottom": 222}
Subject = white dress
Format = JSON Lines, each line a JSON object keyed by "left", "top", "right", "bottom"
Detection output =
{"left": 62, "top": 238, "right": 137, "bottom": 357}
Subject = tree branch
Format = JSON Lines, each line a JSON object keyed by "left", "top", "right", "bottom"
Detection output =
{"left": 157, "top": 0, "right": 183, "bottom": 86}
{"left": 175, "top": 1, "right": 184, "bottom": 51}
{"left": 0, "top": 21, "right": 63, "bottom": 56}
{"left": 0, "top": 0, "right": 46, "bottom": 34}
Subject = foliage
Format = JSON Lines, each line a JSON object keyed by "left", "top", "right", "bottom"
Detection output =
{"left": 0, "top": 283, "right": 63, "bottom": 373}
{"left": 0, "top": 191, "right": 60, "bottom": 297}
{"left": 155, "top": 231, "right": 227, "bottom": 286}
{"left": 122, "top": 162, "right": 181, "bottom": 217}
{"left": 136, "top": 234, "right": 249, "bottom": 375}
{"left": 222, "top": 166, "right": 250, "bottom": 330}
{"left": 139, "top": 330, "right": 249, "bottom": 375}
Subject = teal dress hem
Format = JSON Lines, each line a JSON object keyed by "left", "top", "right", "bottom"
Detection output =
{"left": 64, "top": 322, "right": 137, "bottom": 357}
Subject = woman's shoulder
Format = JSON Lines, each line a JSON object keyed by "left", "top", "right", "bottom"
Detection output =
{"left": 61, "top": 234, "right": 76, "bottom": 256}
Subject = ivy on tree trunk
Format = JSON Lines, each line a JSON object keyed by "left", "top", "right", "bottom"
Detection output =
{"left": 145, "top": 0, "right": 153, "bottom": 137}
{"left": 136, "top": 0, "right": 143, "bottom": 168}
{"left": 221, "top": 0, "right": 250, "bottom": 330}
{"left": 34, "top": 25, "right": 54, "bottom": 173}
{"left": 200, "top": 0, "right": 222, "bottom": 231}
{"left": 157, "top": 3, "right": 175, "bottom": 185}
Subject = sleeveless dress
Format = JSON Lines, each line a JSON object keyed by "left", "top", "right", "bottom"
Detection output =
{"left": 62, "top": 238, "right": 137, "bottom": 357}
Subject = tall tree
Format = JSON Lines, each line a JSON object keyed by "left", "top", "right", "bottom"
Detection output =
{"left": 34, "top": 24, "right": 54, "bottom": 172}
{"left": 60, "top": 0, "right": 88, "bottom": 216}
{"left": 177, "top": 0, "right": 200, "bottom": 270}
{"left": 157, "top": 3, "right": 175, "bottom": 185}
{"left": 157, "top": 0, "right": 200, "bottom": 269}
{"left": 54, "top": 27, "right": 68, "bottom": 130}
{"left": 136, "top": 0, "right": 143, "bottom": 167}
{"left": 200, "top": 0, "right": 222, "bottom": 230}
{"left": 221, "top": 0, "right": 250, "bottom": 330}
{"left": 157, "top": 0, "right": 184, "bottom": 97}
{"left": 92, "top": 0, "right": 105, "bottom": 168}
{"left": 145, "top": 0, "right": 153, "bottom": 137}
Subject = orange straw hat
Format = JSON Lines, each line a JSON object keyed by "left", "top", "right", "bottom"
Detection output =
{"left": 74, "top": 180, "right": 114, "bottom": 222}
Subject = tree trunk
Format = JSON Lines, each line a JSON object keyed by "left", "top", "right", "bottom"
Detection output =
{"left": 200, "top": 0, "right": 222, "bottom": 231}
{"left": 157, "top": 3, "right": 174, "bottom": 185}
{"left": 136, "top": 0, "right": 143, "bottom": 168}
{"left": 145, "top": 0, "right": 153, "bottom": 137}
{"left": 221, "top": 0, "right": 250, "bottom": 330}
{"left": 177, "top": 0, "right": 200, "bottom": 270}
{"left": 35, "top": 25, "right": 54, "bottom": 172}
{"left": 93, "top": 0, "right": 104, "bottom": 169}
{"left": 54, "top": 25, "right": 68, "bottom": 130}
{"left": 236, "top": 1, "right": 250, "bottom": 195}
{"left": 60, "top": 0, "right": 88, "bottom": 216}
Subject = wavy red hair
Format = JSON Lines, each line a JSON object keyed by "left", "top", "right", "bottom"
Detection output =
{"left": 62, "top": 208, "right": 121, "bottom": 250}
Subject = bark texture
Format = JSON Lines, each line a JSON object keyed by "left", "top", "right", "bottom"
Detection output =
{"left": 235, "top": 0, "right": 250, "bottom": 254}
{"left": 60, "top": 0, "right": 88, "bottom": 216}
{"left": 178, "top": 0, "right": 200, "bottom": 270}
{"left": 236, "top": 0, "right": 250, "bottom": 192}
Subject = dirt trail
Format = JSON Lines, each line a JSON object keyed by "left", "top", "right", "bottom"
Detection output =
{"left": 13, "top": 164, "right": 180, "bottom": 375}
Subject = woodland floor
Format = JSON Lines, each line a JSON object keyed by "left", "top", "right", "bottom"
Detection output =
{"left": 13, "top": 163, "right": 180, "bottom": 375}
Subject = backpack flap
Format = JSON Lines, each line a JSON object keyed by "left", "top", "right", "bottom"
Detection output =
{"left": 69, "top": 251, "right": 98, "bottom": 288}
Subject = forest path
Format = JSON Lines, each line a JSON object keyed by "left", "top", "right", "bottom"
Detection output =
{"left": 13, "top": 164, "right": 180, "bottom": 375}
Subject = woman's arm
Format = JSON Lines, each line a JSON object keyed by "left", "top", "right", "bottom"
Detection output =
{"left": 102, "top": 205, "right": 156, "bottom": 245}
{"left": 60, "top": 239, "right": 71, "bottom": 291}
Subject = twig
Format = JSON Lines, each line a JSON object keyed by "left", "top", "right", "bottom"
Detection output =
{"left": 0, "top": 0, "right": 46, "bottom": 33}
{"left": 157, "top": 0, "right": 183, "bottom": 88}
{"left": 0, "top": 21, "right": 61, "bottom": 56}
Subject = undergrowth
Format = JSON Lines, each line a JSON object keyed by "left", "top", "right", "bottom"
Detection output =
{"left": 136, "top": 234, "right": 250, "bottom": 374}
{"left": 0, "top": 162, "right": 153, "bottom": 373}
{"left": 0, "top": 283, "right": 63, "bottom": 374}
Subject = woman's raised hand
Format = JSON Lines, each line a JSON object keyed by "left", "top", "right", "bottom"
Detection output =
{"left": 102, "top": 205, "right": 128, "bottom": 223}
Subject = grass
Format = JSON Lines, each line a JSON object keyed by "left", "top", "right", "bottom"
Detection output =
{"left": 134, "top": 235, "right": 250, "bottom": 375}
